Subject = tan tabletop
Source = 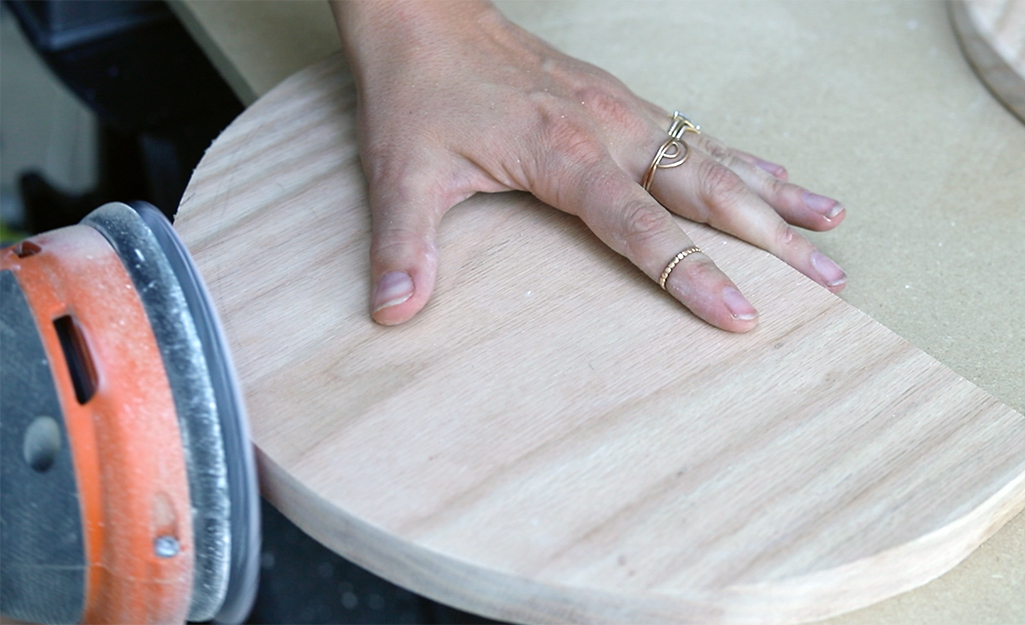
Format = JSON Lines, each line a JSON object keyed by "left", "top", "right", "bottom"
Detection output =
{"left": 171, "top": 1, "right": 1024, "bottom": 623}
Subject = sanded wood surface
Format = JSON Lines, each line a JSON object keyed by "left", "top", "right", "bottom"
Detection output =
{"left": 951, "top": 0, "right": 1025, "bottom": 121}
{"left": 174, "top": 55, "right": 1025, "bottom": 624}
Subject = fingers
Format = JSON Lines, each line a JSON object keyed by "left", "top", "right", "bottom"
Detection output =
{"left": 365, "top": 105, "right": 846, "bottom": 330}
{"left": 533, "top": 144, "right": 760, "bottom": 333}
{"left": 647, "top": 141, "right": 848, "bottom": 294}
{"left": 365, "top": 169, "right": 456, "bottom": 325}
{"left": 693, "top": 135, "right": 847, "bottom": 232}
{"left": 730, "top": 149, "right": 790, "bottom": 182}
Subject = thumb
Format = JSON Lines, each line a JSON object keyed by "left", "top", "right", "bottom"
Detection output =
{"left": 366, "top": 173, "right": 453, "bottom": 325}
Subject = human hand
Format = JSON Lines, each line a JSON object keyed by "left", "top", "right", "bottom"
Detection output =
{"left": 330, "top": 0, "right": 846, "bottom": 333}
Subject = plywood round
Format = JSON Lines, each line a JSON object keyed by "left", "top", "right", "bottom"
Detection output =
{"left": 173, "top": 49, "right": 1025, "bottom": 624}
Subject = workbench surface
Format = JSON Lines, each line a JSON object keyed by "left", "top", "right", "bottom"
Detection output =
{"left": 171, "top": 2, "right": 1024, "bottom": 623}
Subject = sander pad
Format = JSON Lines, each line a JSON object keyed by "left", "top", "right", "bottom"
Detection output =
{"left": 1, "top": 202, "right": 259, "bottom": 624}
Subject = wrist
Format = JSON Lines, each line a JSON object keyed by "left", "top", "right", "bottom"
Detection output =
{"left": 330, "top": 0, "right": 498, "bottom": 65}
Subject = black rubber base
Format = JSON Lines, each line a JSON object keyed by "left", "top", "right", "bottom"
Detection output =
{"left": 0, "top": 271, "right": 86, "bottom": 625}
{"left": 83, "top": 202, "right": 259, "bottom": 623}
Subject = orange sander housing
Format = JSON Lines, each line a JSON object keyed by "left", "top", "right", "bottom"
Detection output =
{"left": 1, "top": 202, "right": 260, "bottom": 624}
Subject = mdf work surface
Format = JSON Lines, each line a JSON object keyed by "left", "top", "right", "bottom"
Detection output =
{"left": 171, "top": 1, "right": 1025, "bottom": 624}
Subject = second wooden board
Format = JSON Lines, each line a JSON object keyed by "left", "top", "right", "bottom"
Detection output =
{"left": 950, "top": 0, "right": 1025, "bottom": 122}
{"left": 175, "top": 56, "right": 1025, "bottom": 624}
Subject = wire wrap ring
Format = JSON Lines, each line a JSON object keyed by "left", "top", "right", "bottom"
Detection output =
{"left": 642, "top": 112, "right": 701, "bottom": 192}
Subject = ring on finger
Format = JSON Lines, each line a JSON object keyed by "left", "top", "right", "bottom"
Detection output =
{"left": 659, "top": 245, "right": 702, "bottom": 290}
{"left": 642, "top": 112, "right": 701, "bottom": 192}
{"left": 642, "top": 138, "right": 690, "bottom": 191}
{"left": 668, "top": 111, "right": 700, "bottom": 140}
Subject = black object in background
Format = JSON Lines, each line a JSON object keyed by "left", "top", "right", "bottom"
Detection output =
{"left": 250, "top": 499, "right": 503, "bottom": 625}
{"left": 5, "top": 0, "right": 243, "bottom": 231}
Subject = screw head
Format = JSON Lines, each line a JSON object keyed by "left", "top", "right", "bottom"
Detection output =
{"left": 154, "top": 535, "right": 180, "bottom": 558}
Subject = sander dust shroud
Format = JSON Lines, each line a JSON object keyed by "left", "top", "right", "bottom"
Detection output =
{"left": 0, "top": 202, "right": 260, "bottom": 624}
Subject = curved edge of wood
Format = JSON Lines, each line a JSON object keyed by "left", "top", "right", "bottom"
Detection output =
{"left": 258, "top": 444, "right": 1025, "bottom": 625}
{"left": 178, "top": 47, "right": 1025, "bottom": 625}
{"left": 728, "top": 467, "right": 1025, "bottom": 624}
{"left": 949, "top": 0, "right": 1025, "bottom": 123}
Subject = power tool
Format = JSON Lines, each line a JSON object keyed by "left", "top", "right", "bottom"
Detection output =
{"left": 1, "top": 202, "right": 260, "bottom": 624}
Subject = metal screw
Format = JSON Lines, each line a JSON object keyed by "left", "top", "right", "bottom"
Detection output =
{"left": 154, "top": 535, "right": 180, "bottom": 558}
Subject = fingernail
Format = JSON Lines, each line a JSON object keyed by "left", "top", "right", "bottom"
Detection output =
{"left": 803, "top": 191, "right": 844, "bottom": 219}
{"left": 373, "top": 271, "right": 414, "bottom": 312}
{"left": 754, "top": 158, "right": 788, "bottom": 180}
{"left": 722, "top": 286, "right": 758, "bottom": 320}
{"left": 811, "top": 252, "right": 847, "bottom": 287}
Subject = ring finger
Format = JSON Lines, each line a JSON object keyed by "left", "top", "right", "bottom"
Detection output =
{"left": 643, "top": 134, "right": 848, "bottom": 292}
{"left": 530, "top": 139, "right": 761, "bottom": 332}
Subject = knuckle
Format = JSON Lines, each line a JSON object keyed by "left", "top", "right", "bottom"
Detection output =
{"left": 773, "top": 221, "right": 798, "bottom": 251}
{"left": 619, "top": 201, "right": 673, "bottom": 255}
{"left": 762, "top": 175, "right": 790, "bottom": 199}
{"left": 372, "top": 228, "right": 414, "bottom": 251}
{"left": 370, "top": 225, "right": 435, "bottom": 264}
{"left": 577, "top": 86, "right": 632, "bottom": 124}
{"left": 699, "top": 160, "right": 749, "bottom": 211}
{"left": 543, "top": 114, "right": 607, "bottom": 169}
{"left": 702, "top": 139, "right": 733, "bottom": 164}
{"left": 371, "top": 228, "right": 417, "bottom": 260}
{"left": 575, "top": 86, "right": 651, "bottom": 144}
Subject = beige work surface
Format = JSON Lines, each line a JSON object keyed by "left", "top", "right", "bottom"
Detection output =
{"left": 950, "top": 0, "right": 1025, "bottom": 121}
{"left": 172, "top": 1, "right": 1025, "bottom": 623}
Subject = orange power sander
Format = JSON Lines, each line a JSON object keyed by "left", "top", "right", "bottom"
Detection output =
{"left": 1, "top": 202, "right": 260, "bottom": 624}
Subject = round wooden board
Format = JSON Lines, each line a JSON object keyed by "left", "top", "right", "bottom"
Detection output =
{"left": 174, "top": 52, "right": 1025, "bottom": 624}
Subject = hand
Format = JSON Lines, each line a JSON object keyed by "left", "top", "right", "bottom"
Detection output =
{"left": 330, "top": 0, "right": 847, "bottom": 333}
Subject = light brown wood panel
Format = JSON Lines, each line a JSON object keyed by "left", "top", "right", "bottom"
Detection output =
{"left": 174, "top": 56, "right": 1025, "bottom": 624}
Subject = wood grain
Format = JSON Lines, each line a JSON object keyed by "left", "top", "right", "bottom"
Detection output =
{"left": 951, "top": 0, "right": 1025, "bottom": 121}
{"left": 174, "top": 56, "right": 1025, "bottom": 624}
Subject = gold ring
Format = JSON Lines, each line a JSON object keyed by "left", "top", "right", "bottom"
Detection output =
{"left": 642, "top": 113, "right": 701, "bottom": 192}
{"left": 641, "top": 137, "right": 690, "bottom": 191}
{"left": 668, "top": 111, "right": 700, "bottom": 140}
{"left": 659, "top": 246, "right": 702, "bottom": 290}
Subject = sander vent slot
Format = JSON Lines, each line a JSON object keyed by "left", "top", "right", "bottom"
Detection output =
{"left": 14, "top": 240, "right": 42, "bottom": 258}
{"left": 54, "top": 315, "right": 97, "bottom": 404}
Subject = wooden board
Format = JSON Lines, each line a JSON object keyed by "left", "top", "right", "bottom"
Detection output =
{"left": 174, "top": 55, "right": 1025, "bottom": 624}
{"left": 951, "top": 0, "right": 1025, "bottom": 122}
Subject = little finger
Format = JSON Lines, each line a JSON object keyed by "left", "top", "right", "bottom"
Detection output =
{"left": 689, "top": 134, "right": 846, "bottom": 232}
{"left": 646, "top": 146, "right": 848, "bottom": 292}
